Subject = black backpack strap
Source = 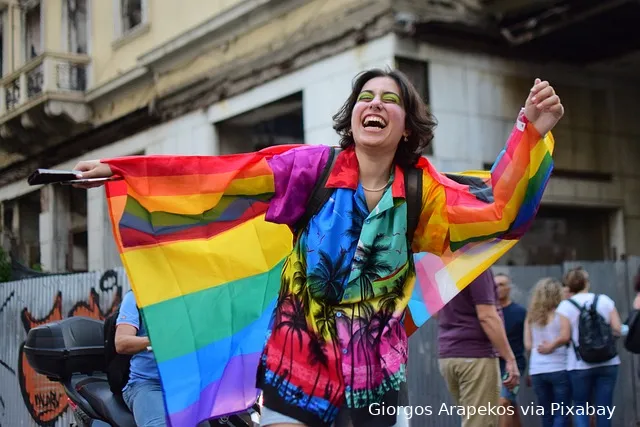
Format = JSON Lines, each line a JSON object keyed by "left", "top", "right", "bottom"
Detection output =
{"left": 404, "top": 166, "right": 422, "bottom": 245}
{"left": 567, "top": 297, "right": 583, "bottom": 311}
{"left": 293, "top": 147, "right": 340, "bottom": 232}
{"left": 591, "top": 294, "right": 600, "bottom": 311}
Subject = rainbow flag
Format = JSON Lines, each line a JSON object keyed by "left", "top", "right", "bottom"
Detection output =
{"left": 103, "top": 113, "right": 554, "bottom": 426}
{"left": 104, "top": 146, "right": 297, "bottom": 426}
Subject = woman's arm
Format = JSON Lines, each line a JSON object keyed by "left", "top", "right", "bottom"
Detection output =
{"left": 537, "top": 314, "right": 571, "bottom": 354}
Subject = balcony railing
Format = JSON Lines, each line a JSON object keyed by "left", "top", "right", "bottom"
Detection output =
{"left": 0, "top": 52, "right": 91, "bottom": 116}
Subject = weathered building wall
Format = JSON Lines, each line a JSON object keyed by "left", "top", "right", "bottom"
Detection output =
{"left": 394, "top": 37, "right": 640, "bottom": 261}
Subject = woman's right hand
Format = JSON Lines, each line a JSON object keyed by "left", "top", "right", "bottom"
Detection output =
{"left": 72, "top": 160, "right": 114, "bottom": 189}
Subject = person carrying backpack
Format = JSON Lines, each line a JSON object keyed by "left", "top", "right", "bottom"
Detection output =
{"left": 540, "top": 267, "right": 622, "bottom": 427}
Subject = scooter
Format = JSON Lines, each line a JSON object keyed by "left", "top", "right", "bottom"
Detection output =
{"left": 23, "top": 316, "right": 261, "bottom": 427}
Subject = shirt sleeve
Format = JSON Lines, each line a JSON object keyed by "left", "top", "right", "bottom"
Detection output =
{"left": 555, "top": 300, "right": 574, "bottom": 320}
{"left": 116, "top": 291, "right": 140, "bottom": 330}
{"left": 468, "top": 270, "right": 497, "bottom": 305}
{"left": 413, "top": 109, "right": 554, "bottom": 256}
{"left": 405, "top": 110, "right": 555, "bottom": 334}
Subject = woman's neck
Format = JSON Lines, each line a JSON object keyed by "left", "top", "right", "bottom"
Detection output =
{"left": 355, "top": 144, "right": 395, "bottom": 189}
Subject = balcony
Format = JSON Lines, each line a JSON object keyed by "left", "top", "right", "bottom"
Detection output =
{"left": 0, "top": 52, "right": 93, "bottom": 156}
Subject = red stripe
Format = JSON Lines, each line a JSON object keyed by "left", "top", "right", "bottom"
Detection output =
{"left": 102, "top": 145, "right": 302, "bottom": 178}
{"left": 119, "top": 202, "right": 269, "bottom": 249}
{"left": 106, "top": 180, "right": 127, "bottom": 198}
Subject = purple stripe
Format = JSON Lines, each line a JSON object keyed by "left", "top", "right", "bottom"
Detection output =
{"left": 167, "top": 353, "right": 261, "bottom": 427}
{"left": 265, "top": 145, "right": 331, "bottom": 226}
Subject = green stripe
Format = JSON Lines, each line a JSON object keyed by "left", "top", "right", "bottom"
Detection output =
{"left": 449, "top": 153, "right": 553, "bottom": 252}
{"left": 141, "top": 258, "right": 284, "bottom": 363}
{"left": 124, "top": 193, "right": 272, "bottom": 227}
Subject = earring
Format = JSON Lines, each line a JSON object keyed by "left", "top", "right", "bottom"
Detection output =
{"left": 403, "top": 135, "right": 408, "bottom": 142}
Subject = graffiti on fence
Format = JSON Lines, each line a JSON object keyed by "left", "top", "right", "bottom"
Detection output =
{"left": 16, "top": 270, "right": 123, "bottom": 426}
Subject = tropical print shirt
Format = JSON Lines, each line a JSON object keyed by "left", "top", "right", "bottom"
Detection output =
{"left": 253, "top": 111, "right": 554, "bottom": 427}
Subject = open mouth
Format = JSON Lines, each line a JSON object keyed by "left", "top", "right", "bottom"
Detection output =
{"left": 362, "top": 115, "right": 387, "bottom": 130}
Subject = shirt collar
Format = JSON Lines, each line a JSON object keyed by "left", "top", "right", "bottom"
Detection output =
{"left": 325, "top": 146, "right": 406, "bottom": 198}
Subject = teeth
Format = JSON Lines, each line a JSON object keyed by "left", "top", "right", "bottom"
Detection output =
{"left": 363, "top": 116, "right": 386, "bottom": 127}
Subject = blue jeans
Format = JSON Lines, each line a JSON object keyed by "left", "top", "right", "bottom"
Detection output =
{"left": 569, "top": 365, "right": 618, "bottom": 427}
{"left": 531, "top": 370, "right": 571, "bottom": 427}
{"left": 123, "top": 379, "right": 167, "bottom": 427}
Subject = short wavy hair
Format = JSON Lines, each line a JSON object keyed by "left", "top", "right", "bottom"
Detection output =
{"left": 332, "top": 68, "right": 436, "bottom": 168}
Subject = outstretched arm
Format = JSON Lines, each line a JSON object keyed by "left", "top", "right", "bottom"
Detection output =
{"left": 406, "top": 80, "right": 563, "bottom": 331}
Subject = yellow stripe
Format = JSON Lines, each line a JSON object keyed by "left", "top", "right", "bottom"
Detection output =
{"left": 128, "top": 175, "right": 275, "bottom": 215}
{"left": 448, "top": 173, "right": 529, "bottom": 240}
{"left": 527, "top": 133, "right": 554, "bottom": 177}
{"left": 121, "top": 215, "right": 292, "bottom": 307}
{"left": 450, "top": 239, "right": 518, "bottom": 288}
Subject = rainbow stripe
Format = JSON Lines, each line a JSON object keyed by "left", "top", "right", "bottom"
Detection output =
{"left": 405, "top": 112, "right": 554, "bottom": 334}
{"left": 105, "top": 150, "right": 296, "bottom": 427}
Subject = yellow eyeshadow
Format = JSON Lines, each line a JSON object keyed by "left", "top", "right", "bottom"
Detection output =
{"left": 383, "top": 94, "right": 400, "bottom": 103}
{"left": 358, "top": 92, "right": 373, "bottom": 100}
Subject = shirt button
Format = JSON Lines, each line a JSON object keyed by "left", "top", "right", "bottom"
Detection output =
{"left": 336, "top": 312, "right": 342, "bottom": 317}
{"left": 365, "top": 219, "right": 371, "bottom": 224}
{"left": 342, "top": 349, "right": 348, "bottom": 354}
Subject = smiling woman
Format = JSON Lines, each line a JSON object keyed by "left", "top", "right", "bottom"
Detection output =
{"left": 66, "top": 67, "right": 564, "bottom": 427}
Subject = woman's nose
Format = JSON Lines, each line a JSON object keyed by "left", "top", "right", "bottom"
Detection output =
{"left": 369, "top": 98, "right": 382, "bottom": 110}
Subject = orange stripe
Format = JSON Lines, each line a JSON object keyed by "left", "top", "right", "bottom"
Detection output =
{"left": 122, "top": 162, "right": 273, "bottom": 197}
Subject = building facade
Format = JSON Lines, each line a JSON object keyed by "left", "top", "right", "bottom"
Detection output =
{"left": 0, "top": 0, "right": 639, "bottom": 274}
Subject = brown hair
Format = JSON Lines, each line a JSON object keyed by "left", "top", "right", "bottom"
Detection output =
{"left": 563, "top": 266, "right": 589, "bottom": 294}
{"left": 332, "top": 68, "right": 437, "bottom": 168}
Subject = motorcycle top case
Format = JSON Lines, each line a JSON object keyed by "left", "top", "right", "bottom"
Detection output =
{"left": 24, "top": 316, "right": 106, "bottom": 380}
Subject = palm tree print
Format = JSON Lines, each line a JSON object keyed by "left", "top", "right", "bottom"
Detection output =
{"left": 352, "top": 233, "right": 393, "bottom": 300}
{"left": 272, "top": 293, "right": 307, "bottom": 395}
{"left": 308, "top": 248, "right": 351, "bottom": 302}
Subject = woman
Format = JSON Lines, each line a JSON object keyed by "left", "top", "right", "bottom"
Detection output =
{"left": 71, "top": 69, "right": 563, "bottom": 427}
{"left": 525, "top": 278, "right": 571, "bottom": 427}
{"left": 540, "top": 267, "right": 621, "bottom": 427}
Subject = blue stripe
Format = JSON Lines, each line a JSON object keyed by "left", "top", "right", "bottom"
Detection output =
{"left": 157, "top": 297, "right": 276, "bottom": 414}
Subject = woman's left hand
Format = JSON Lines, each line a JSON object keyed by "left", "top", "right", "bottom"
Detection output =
{"left": 524, "top": 78, "right": 564, "bottom": 136}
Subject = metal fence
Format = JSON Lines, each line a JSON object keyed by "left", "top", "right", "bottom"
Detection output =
{"left": 1, "top": 258, "right": 639, "bottom": 427}
{"left": 406, "top": 256, "right": 640, "bottom": 427}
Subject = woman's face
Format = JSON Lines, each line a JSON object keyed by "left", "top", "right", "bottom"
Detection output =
{"left": 350, "top": 76, "right": 407, "bottom": 152}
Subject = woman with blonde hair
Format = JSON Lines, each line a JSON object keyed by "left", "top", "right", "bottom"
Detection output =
{"left": 524, "top": 277, "right": 571, "bottom": 427}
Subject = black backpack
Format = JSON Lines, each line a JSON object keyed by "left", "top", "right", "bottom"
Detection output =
{"left": 568, "top": 295, "right": 618, "bottom": 363}
{"left": 293, "top": 147, "right": 423, "bottom": 243}
{"left": 103, "top": 297, "right": 141, "bottom": 395}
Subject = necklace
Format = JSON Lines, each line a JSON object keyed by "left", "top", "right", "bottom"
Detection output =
{"left": 361, "top": 183, "right": 388, "bottom": 192}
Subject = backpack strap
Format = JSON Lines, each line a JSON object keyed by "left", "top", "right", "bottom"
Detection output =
{"left": 293, "top": 147, "right": 340, "bottom": 232}
{"left": 404, "top": 166, "right": 422, "bottom": 244}
{"left": 567, "top": 298, "right": 583, "bottom": 311}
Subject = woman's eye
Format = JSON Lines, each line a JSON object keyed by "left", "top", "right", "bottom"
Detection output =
{"left": 383, "top": 95, "right": 400, "bottom": 104}
{"left": 358, "top": 93, "right": 373, "bottom": 101}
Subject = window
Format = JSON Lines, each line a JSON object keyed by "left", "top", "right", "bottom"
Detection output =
{"left": 395, "top": 57, "right": 433, "bottom": 155}
{"left": 66, "top": 0, "right": 88, "bottom": 54}
{"left": 23, "top": 1, "right": 42, "bottom": 61}
{"left": 217, "top": 93, "right": 304, "bottom": 154}
{"left": 115, "top": 0, "right": 147, "bottom": 39}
